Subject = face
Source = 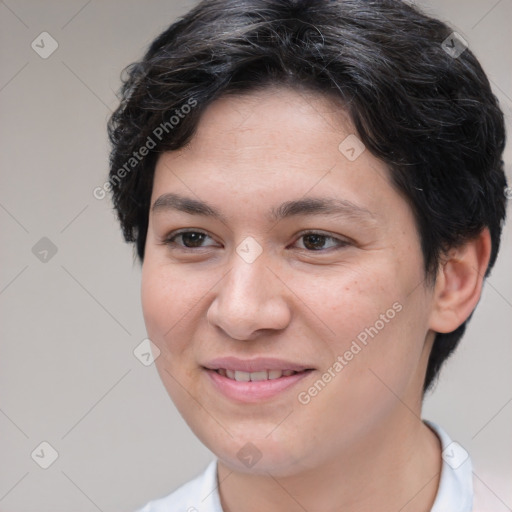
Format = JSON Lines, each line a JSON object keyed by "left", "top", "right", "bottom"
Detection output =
{"left": 141, "top": 87, "right": 436, "bottom": 476}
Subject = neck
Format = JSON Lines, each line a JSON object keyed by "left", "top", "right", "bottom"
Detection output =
{"left": 217, "top": 412, "right": 442, "bottom": 512}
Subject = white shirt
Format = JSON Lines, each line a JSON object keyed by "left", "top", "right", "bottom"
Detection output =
{"left": 135, "top": 421, "right": 474, "bottom": 512}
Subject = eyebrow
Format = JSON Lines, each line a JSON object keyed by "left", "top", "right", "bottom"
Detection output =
{"left": 151, "top": 193, "right": 375, "bottom": 223}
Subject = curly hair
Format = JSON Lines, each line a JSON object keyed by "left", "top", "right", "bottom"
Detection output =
{"left": 107, "top": 0, "right": 507, "bottom": 392}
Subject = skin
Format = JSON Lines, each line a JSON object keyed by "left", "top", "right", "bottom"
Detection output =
{"left": 141, "top": 86, "right": 490, "bottom": 511}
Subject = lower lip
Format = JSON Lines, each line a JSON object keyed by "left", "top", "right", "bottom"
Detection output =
{"left": 205, "top": 369, "right": 312, "bottom": 403}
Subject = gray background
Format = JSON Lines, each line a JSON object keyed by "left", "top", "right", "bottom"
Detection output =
{"left": 0, "top": 1, "right": 510, "bottom": 510}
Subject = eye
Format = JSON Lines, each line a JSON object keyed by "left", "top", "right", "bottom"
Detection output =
{"left": 164, "top": 230, "right": 219, "bottom": 249}
{"left": 163, "top": 229, "right": 349, "bottom": 252}
{"left": 293, "top": 231, "right": 349, "bottom": 251}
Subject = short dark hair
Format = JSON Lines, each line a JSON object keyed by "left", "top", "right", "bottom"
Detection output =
{"left": 107, "top": 0, "right": 507, "bottom": 392}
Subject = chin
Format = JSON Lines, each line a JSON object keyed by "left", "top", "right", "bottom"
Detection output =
{"left": 196, "top": 426, "right": 315, "bottom": 476}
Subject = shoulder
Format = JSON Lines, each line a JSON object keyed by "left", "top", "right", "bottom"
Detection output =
{"left": 425, "top": 421, "right": 511, "bottom": 511}
{"left": 135, "top": 460, "right": 223, "bottom": 512}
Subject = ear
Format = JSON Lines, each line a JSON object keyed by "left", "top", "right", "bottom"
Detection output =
{"left": 429, "top": 228, "right": 492, "bottom": 334}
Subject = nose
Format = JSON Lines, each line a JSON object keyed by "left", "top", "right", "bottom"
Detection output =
{"left": 206, "top": 253, "right": 292, "bottom": 341}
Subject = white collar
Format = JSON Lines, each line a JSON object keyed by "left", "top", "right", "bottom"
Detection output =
{"left": 425, "top": 420, "right": 473, "bottom": 512}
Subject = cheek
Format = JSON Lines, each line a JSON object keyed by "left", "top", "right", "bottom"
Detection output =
{"left": 140, "top": 260, "right": 201, "bottom": 357}
{"left": 140, "top": 260, "right": 208, "bottom": 413}
{"left": 292, "top": 276, "right": 428, "bottom": 457}
{"left": 291, "top": 263, "right": 401, "bottom": 348}
{"left": 294, "top": 256, "right": 428, "bottom": 389}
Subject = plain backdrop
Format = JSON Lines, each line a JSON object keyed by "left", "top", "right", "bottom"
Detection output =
{"left": 0, "top": 1, "right": 511, "bottom": 510}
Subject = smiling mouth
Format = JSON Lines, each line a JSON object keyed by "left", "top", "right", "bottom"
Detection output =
{"left": 214, "top": 369, "right": 306, "bottom": 381}
{"left": 205, "top": 366, "right": 313, "bottom": 401}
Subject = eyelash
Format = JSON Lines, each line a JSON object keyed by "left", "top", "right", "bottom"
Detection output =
{"left": 163, "top": 229, "right": 349, "bottom": 252}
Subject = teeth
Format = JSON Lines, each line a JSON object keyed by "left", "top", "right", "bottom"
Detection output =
{"left": 234, "top": 371, "right": 251, "bottom": 382}
{"left": 247, "top": 370, "right": 267, "bottom": 381}
{"left": 218, "top": 369, "right": 299, "bottom": 381}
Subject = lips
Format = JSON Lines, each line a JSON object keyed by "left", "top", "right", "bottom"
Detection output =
{"left": 203, "top": 357, "right": 314, "bottom": 402}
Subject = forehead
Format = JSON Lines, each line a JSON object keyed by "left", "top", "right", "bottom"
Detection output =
{"left": 155, "top": 86, "right": 373, "bottom": 181}
{"left": 185, "top": 86, "right": 355, "bottom": 158}
{"left": 151, "top": 86, "right": 413, "bottom": 230}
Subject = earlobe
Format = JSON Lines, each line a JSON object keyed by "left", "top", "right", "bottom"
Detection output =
{"left": 429, "top": 228, "right": 492, "bottom": 334}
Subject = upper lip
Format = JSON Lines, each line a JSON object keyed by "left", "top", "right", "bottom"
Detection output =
{"left": 203, "top": 357, "right": 313, "bottom": 373}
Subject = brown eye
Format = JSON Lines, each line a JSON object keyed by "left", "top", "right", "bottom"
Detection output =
{"left": 180, "top": 232, "right": 207, "bottom": 248}
{"left": 165, "top": 230, "right": 217, "bottom": 249}
{"left": 302, "top": 234, "right": 328, "bottom": 251}
{"left": 295, "top": 232, "right": 348, "bottom": 251}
